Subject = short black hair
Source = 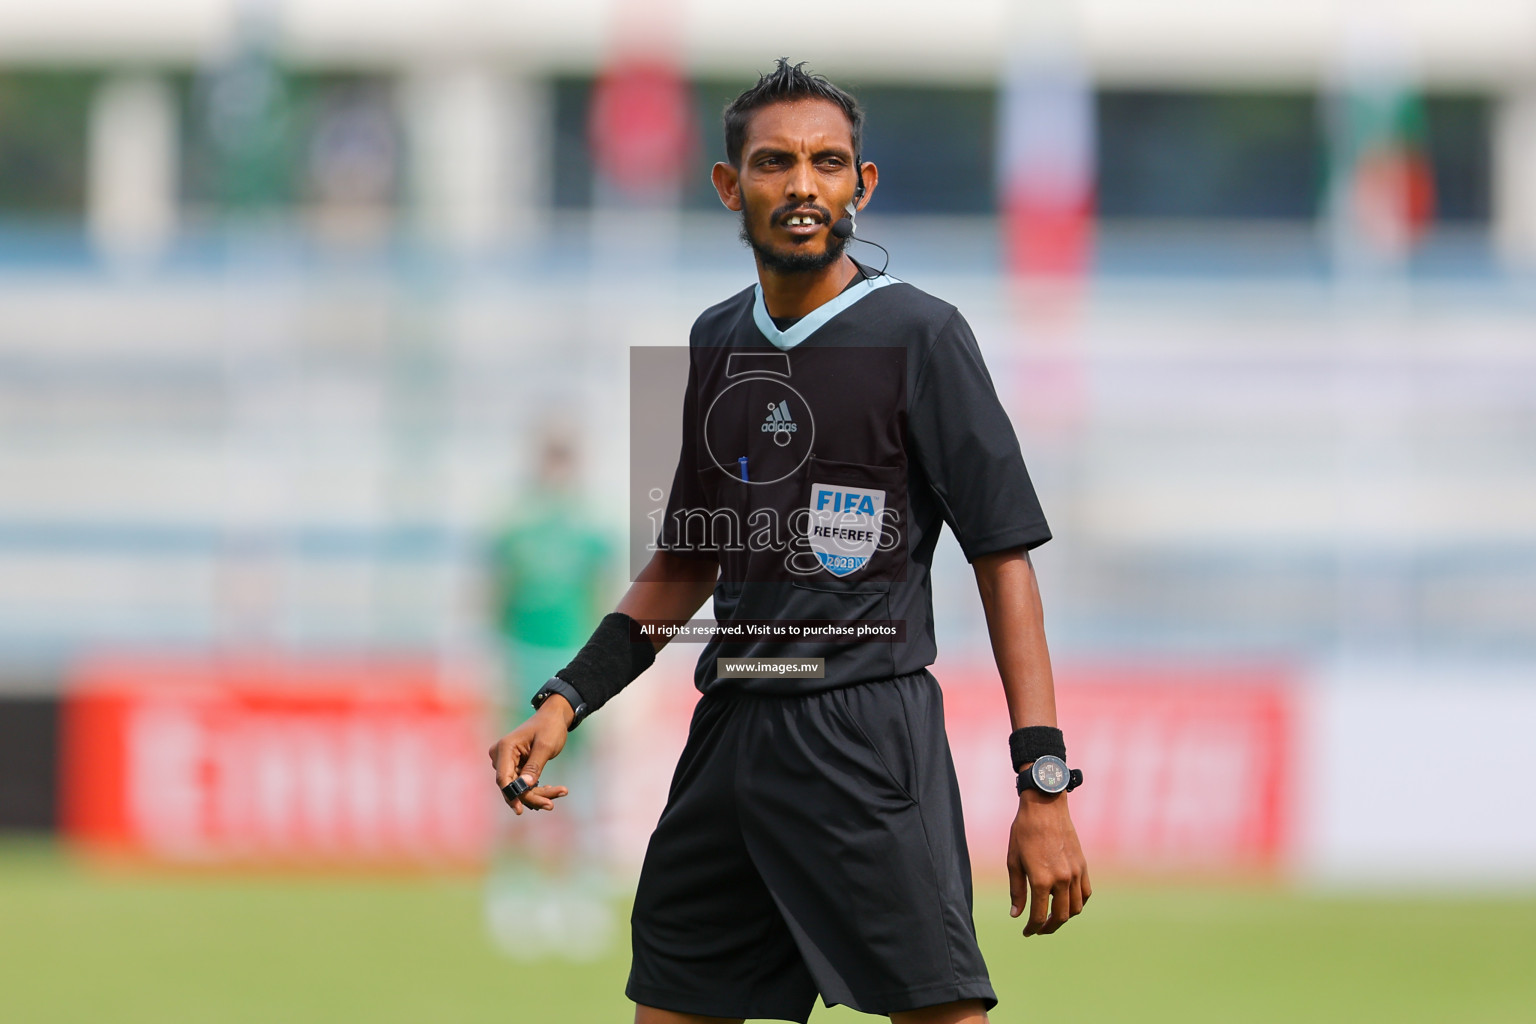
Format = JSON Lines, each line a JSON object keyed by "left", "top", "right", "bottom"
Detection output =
{"left": 723, "top": 58, "right": 864, "bottom": 168}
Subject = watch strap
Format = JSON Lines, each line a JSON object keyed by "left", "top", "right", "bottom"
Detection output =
{"left": 531, "top": 676, "right": 590, "bottom": 730}
{"left": 1015, "top": 764, "right": 1085, "bottom": 795}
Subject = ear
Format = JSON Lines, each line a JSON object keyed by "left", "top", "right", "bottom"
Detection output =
{"left": 712, "top": 162, "right": 743, "bottom": 212}
{"left": 854, "top": 160, "right": 878, "bottom": 212}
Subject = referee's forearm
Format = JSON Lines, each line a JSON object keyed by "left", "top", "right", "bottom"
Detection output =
{"left": 973, "top": 547, "right": 1059, "bottom": 730}
{"left": 615, "top": 550, "right": 720, "bottom": 653}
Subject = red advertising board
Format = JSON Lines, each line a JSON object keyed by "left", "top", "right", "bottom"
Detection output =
{"left": 72, "top": 653, "right": 1295, "bottom": 874}
{"left": 61, "top": 655, "right": 495, "bottom": 867}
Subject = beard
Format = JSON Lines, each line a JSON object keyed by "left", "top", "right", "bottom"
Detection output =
{"left": 738, "top": 201, "right": 848, "bottom": 274}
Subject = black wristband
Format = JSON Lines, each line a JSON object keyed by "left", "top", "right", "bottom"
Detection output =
{"left": 1009, "top": 726, "right": 1067, "bottom": 773}
{"left": 553, "top": 612, "right": 656, "bottom": 719}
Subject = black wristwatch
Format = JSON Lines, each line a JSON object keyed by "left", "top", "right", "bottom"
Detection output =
{"left": 530, "top": 676, "right": 590, "bottom": 730}
{"left": 1016, "top": 754, "right": 1083, "bottom": 797}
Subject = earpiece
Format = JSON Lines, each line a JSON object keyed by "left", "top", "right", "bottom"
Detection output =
{"left": 828, "top": 157, "right": 888, "bottom": 274}
{"left": 830, "top": 158, "right": 866, "bottom": 240}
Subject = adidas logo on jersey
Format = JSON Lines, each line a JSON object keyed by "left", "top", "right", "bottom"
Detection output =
{"left": 761, "top": 400, "right": 798, "bottom": 433}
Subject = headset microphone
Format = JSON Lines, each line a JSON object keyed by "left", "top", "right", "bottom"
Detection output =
{"left": 830, "top": 159, "right": 889, "bottom": 274}
{"left": 830, "top": 162, "right": 865, "bottom": 239}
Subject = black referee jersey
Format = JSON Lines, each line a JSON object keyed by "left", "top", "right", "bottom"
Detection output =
{"left": 656, "top": 264, "right": 1051, "bottom": 692}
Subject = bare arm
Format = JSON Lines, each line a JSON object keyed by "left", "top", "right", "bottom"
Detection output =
{"left": 974, "top": 547, "right": 1059, "bottom": 730}
{"left": 973, "top": 547, "right": 1091, "bottom": 935}
{"left": 616, "top": 550, "right": 721, "bottom": 653}
{"left": 490, "top": 550, "right": 717, "bottom": 814}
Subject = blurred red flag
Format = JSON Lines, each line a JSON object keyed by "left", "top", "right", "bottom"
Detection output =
{"left": 1328, "top": 82, "right": 1437, "bottom": 259}
{"left": 998, "top": 57, "right": 1096, "bottom": 280}
{"left": 588, "top": 59, "right": 695, "bottom": 199}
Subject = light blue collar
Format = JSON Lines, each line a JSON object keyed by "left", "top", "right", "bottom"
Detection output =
{"left": 752, "top": 272, "right": 898, "bottom": 351}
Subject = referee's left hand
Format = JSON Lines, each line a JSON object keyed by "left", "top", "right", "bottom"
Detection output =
{"left": 1008, "top": 790, "right": 1091, "bottom": 936}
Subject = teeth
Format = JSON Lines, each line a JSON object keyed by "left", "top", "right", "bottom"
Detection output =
{"left": 786, "top": 215, "right": 817, "bottom": 226}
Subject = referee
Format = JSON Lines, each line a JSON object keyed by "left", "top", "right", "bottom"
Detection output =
{"left": 491, "top": 59, "right": 1089, "bottom": 1024}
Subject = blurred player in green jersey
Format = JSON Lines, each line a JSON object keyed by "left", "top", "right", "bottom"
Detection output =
{"left": 482, "top": 427, "right": 616, "bottom": 958}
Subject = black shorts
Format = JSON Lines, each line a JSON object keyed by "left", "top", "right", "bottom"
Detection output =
{"left": 626, "top": 670, "right": 997, "bottom": 1022}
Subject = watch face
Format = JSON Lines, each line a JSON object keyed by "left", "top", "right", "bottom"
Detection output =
{"left": 1032, "top": 755, "right": 1069, "bottom": 794}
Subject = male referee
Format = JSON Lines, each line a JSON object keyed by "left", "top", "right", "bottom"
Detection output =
{"left": 491, "top": 59, "right": 1090, "bottom": 1024}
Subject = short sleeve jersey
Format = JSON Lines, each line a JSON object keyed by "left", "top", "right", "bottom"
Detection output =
{"left": 486, "top": 491, "right": 612, "bottom": 649}
{"left": 658, "top": 267, "right": 1050, "bottom": 694}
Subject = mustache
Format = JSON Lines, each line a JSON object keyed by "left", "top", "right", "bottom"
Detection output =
{"left": 770, "top": 201, "right": 833, "bottom": 225}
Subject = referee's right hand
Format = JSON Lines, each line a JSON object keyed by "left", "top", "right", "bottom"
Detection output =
{"left": 489, "top": 695, "right": 574, "bottom": 815}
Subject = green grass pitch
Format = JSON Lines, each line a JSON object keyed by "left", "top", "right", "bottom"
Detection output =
{"left": 3, "top": 839, "right": 1532, "bottom": 1023}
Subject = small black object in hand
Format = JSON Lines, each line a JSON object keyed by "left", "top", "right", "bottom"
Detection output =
{"left": 501, "top": 777, "right": 532, "bottom": 802}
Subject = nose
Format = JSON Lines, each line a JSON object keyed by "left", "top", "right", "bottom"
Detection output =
{"left": 785, "top": 156, "right": 816, "bottom": 201}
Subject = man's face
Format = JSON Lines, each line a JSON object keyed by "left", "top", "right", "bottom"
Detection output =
{"left": 718, "top": 98, "right": 864, "bottom": 274}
